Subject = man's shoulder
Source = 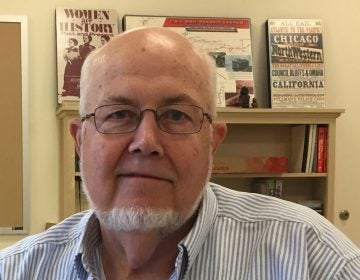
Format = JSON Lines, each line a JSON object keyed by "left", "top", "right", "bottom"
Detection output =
{"left": 0, "top": 210, "right": 92, "bottom": 260}
{"left": 208, "top": 182, "right": 345, "bottom": 241}
{"left": 209, "top": 182, "right": 323, "bottom": 224}
{"left": 208, "top": 183, "right": 360, "bottom": 261}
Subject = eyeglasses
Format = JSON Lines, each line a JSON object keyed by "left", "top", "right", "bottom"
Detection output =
{"left": 81, "top": 103, "right": 213, "bottom": 135}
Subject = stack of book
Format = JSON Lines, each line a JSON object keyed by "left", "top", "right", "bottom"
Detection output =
{"left": 252, "top": 178, "right": 283, "bottom": 198}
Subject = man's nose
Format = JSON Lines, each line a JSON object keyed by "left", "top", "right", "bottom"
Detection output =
{"left": 128, "top": 110, "right": 164, "bottom": 156}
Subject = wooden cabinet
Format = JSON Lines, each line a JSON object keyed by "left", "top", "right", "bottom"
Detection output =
{"left": 57, "top": 102, "right": 343, "bottom": 222}
{"left": 212, "top": 107, "right": 343, "bottom": 222}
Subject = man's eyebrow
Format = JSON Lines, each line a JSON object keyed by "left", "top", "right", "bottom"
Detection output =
{"left": 101, "top": 95, "right": 134, "bottom": 105}
{"left": 161, "top": 94, "right": 199, "bottom": 106}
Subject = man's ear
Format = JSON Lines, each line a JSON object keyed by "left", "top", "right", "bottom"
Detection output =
{"left": 211, "top": 122, "right": 227, "bottom": 156}
{"left": 69, "top": 118, "right": 83, "bottom": 159}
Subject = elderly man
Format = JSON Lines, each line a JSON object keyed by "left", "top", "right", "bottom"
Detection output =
{"left": 1, "top": 27, "right": 360, "bottom": 279}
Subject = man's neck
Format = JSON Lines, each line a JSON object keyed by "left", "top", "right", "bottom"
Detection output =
{"left": 100, "top": 216, "right": 195, "bottom": 280}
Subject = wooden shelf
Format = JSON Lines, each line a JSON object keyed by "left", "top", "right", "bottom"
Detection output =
{"left": 216, "top": 107, "right": 344, "bottom": 124}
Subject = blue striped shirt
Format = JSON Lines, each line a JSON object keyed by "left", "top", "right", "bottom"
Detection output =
{"left": 1, "top": 183, "right": 360, "bottom": 279}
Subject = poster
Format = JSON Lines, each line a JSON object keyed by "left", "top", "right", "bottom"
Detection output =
{"left": 267, "top": 19, "right": 326, "bottom": 108}
{"left": 123, "top": 16, "right": 256, "bottom": 108}
{"left": 56, "top": 7, "right": 119, "bottom": 103}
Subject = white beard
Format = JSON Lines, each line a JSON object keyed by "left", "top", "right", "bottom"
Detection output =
{"left": 79, "top": 131, "right": 213, "bottom": 235}
{"left": 93, "top": 194, "right": 203, "bottom": 235}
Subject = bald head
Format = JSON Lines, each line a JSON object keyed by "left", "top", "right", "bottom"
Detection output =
{"left": 79, "top": 27, "right": 216, "bottom": 115}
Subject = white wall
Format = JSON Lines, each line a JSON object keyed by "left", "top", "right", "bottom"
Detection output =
{"left": 0, "top": 0, "right": 359, "bottom": 248}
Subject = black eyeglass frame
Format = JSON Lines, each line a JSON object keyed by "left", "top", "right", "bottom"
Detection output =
{"left": 81, "top": 103, "right": 213, "bottom": 135}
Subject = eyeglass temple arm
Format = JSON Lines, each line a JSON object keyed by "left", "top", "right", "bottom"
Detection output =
{"left": 204, "top": 113, "right": 213, "bottom": 124}
{"left": 81, "top": 113, "right": 95, "bottom": 122}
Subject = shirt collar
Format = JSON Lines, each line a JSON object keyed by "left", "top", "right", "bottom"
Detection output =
{"left": 176, "top": 183, "right": 218, "bottom": 278}
{"left": 74, "top": 210, "right": 103, "bottom": 279}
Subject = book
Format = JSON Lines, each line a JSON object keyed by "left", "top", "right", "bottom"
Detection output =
{"left": 252, "top": 178, "right": 275, "bottom": 197}
{"left": 275, "top": 179, "right": 283, "bottom": 198}
{"left": 323, "top": 127, "right": 328, "bottom": 172}
{"left": 316, "top": 125, "right": 328, "bottom": 172}
{"left": 311, "top": 127, "right": 319, "bottom": 173}
{"left": 301, "top": 125, "right": 310, "bottom": 172}
{"left": 299, "top": 124, "right": 317, "bottom": 173}
{"left": 252, "top": 178, "right": 283, "bottom": 198}
{"left": 307, "top": 124, "right": 317, "bottom": 173}
{"left": 123, "top": 15, "right": 256, "bottom": 108}
{"left": 56, "top": 7, "right": 119, "bottom": 104}
{"left": 290, "top": 124, "right": 306, "bottom": 172}
{"left": 266, "top": 19, "right": 326, "bottom": 108}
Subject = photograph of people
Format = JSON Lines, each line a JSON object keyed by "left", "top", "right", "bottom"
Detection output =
{"left": 62, "top": 37, "right": 81, "bottom": 96}
{"left": 100, "top": 34, "right": 111, "bottom": 46}
{"left": 79, "top": 33, "right": 96, "bottom": 63}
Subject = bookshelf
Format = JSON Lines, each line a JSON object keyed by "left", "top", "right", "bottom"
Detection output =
{"left": 57, "top": 103, "right": 343, "bottom": 222}
{"left": 56, "top": 101, "right": 79, "bottom": 219}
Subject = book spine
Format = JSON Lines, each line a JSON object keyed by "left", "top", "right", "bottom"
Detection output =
{"left": 312, "top": 127, "right": 319, "bottom": 173}
{"left": 302, "top": 125, "right": 310, "bottom": 172}
{"left": 266, "top": 20, "right": 273, "bottom": 107}
{"left": 275, "top": 179, "right": 283, "bottom": 198}
{"left": 268, "top": 179, "right": 276, "bottom": 197}
{"left": 323, "top": 127, "right": 328, "bottom": 172}
{"left": 306, "top": 124, "right": 316, "bottom": 173}
{"left": 307, "top": 124, "right": 317, "bottom": 173}
{"left": 316, "top": 126, "right": 327, "bottom": 173}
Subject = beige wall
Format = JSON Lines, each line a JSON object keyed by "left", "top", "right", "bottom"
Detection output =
{"left": 0, "top": 0, "right": 359, "bottom": 248}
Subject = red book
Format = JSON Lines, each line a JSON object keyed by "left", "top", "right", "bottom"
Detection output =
{"left": 323, "top": 127, "right": 328, "bottom": 172}
{"left": 316, "top": 126, "right": 328, "bottom": 173}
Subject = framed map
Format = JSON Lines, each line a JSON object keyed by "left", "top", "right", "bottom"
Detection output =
{"left": 123, "top": 16, "right": 256, "bottom": 108}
